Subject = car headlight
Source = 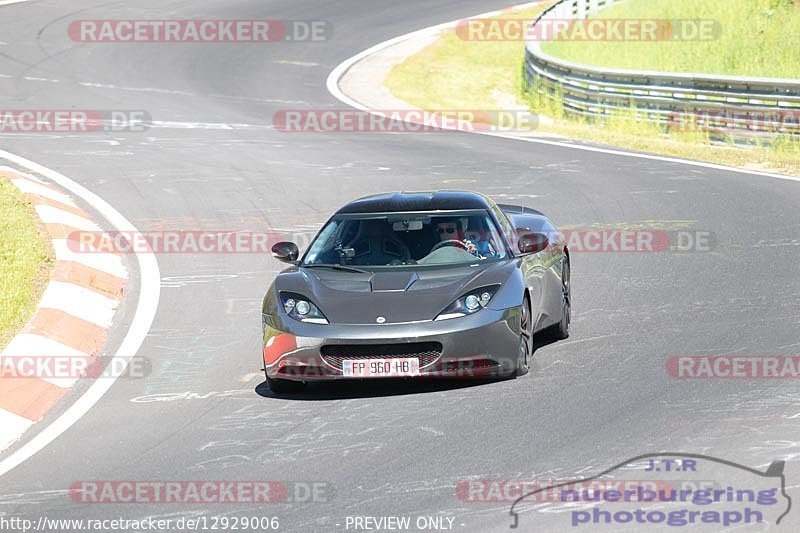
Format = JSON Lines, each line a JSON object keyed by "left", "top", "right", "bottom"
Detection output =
{"left": 435, "top": 286, "right": 498, "bottom": 321}
{"left": 280, "top": 292, "right": 329, "bottom": 324}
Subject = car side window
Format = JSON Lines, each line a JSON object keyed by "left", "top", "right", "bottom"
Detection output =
{"left": 541, "top": 219, "right": 557, "bottom": 239}
{"left": 490, "top": 206, "right": 516, "bottom": 251}
{"left": 511, "top": 214, "right": 547, "bottom": 233}
{"left": 541, "top": 219, "right": 561, "bottom": 252}
{"left": 304, "top": 220, "right": 340, "bottom": 263}
{"left": 512, "top": 215, "right": 562, "bottom": 258}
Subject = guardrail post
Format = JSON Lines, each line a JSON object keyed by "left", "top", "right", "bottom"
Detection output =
{"left": 575, "top": 0, "right": 587, "bottom": 19}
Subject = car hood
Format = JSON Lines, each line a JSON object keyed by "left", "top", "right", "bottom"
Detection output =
{"left": 273, "top": 261, "right": 515, "bottom": 324}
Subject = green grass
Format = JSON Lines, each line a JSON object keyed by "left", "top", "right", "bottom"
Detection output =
{"left": 542, "top": 0, "right": 800, "bottom": 78}
{"left": 384, "top": 1, "right": 800, "bottom": 175}
{"left": 0, "top": 179, "right": 53, "bottom": 349}
{"left": 386, "top": 5, "right": 550, "bottom": 110}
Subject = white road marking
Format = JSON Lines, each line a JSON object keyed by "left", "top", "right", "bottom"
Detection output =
{"left": 275, "top": 60, "right": 319, "bottom": 67}
{"left": 0, "top": 411, "right": 32, "bottom": 451}
{"left": 160, "top": 273, "right": 238, "bottom": 288}
{"left": 239, "top": 372, "right": 260, "bottom": 383}
{"left": 150, "top": 121, "right": 274, "bottom": 130}
{"left": 23, "top": 76, "right": 59, "bottom": 83}
{"left": 129, "top": 390, "right": 253, "bottom": 403}
{"left": 34, "top": 204, "right": 101, "bottom": 231}
{"left": 77, "top": 81, "right": 194, "bottom": 97}
{"left": 0, "top": 0, "right": 30, "bottom": 6}
{"left": 0, "top": 150, "right": 161, "bottom": 478}
{"left": 77, "top": 81, "right": 306, "bottom": 104}
{"left": 1, "top": 334, "right": 88, "bottom": 388}
{"left": 38, "top": 281, "right": 119, "bottom": 328}
{"left": 10, "top": 178, "right": 76, "bottom": 205}
{"left": 325, "top": 2, "right": 800, "bottom": 184}
{"left": 51, "top": 239, "right": 127, "bottom": 279}
{"left": 0, "top": 166, "right": 47, "bottom": 184}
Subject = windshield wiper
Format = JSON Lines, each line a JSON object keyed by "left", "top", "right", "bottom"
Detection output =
{"left": 301, "top": 263, "right": 371, "bottom": 274}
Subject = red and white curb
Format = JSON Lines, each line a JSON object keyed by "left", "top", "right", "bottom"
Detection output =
{"left": 0, "top": 151, "right": 158, "bottom": 479}
{"left": 0, "top": 166, "right": 127, "bottom": 451}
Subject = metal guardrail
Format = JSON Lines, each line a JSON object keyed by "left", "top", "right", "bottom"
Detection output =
{"left": 524, "top": 0, "right": 800, "bottom": 138}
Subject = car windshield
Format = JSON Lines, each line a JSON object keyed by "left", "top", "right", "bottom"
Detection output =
{"left": 301, "top": 210, "right": 508, "bottom": 269}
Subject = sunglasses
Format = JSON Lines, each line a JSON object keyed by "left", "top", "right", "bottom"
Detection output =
{"left": 437, "top": 226, "right": 458, "bottom": 234}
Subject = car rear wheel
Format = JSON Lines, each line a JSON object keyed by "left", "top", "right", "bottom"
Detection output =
{"left": 515, "top": 295, "right": 533, "bottom": 377}
{"left": 553, "top": 257, "right": 571, "bottom": 340}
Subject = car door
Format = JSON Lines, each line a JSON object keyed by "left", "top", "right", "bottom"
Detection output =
{"left": 509, "top": 213, "right": 561, "bottom": 330}
{"left": 492, "top": 207, "right": 543, "bottom": 327}
{"left": 537, "top": 217, "right": 566, "bottom": 329}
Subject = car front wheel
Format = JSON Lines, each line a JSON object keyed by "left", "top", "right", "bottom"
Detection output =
{"left": 553, "top": 256, "right": 571, "bottom": 340}
{"left": 515, "top": 295, "right": 533, "bottom": 377}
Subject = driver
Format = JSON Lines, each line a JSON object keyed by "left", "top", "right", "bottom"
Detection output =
{"left": 434, "top": 218, "right": 495, "bottom": 258}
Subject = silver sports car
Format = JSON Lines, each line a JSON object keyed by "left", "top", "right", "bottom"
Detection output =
{"left": 261, "top": 191, "right": 570, "bottom": 393}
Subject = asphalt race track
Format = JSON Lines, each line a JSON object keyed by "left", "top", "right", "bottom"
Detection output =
{"left": 1, "top": 0, "right": 799, "bottom": 531}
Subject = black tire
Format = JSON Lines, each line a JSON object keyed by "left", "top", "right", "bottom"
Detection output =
{"left": 265, "top": 372, "right": 306, "bottom": 394}
{"left": 553, "top": 256, "right": 571, "bottom": 340}
{"left": 515, "top": 295, "right": 533, "bottom": 377}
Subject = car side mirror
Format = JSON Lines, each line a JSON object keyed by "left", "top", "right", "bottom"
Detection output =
{"left": 517, "top": 231, "right": 548, "bottom": 254}
{"left": 271, "top": 241, "right": 299, "bottom": 263}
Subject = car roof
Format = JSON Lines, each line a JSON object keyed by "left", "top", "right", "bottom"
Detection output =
{"left": 336, "top": 190, "right": 495, "bottom": 214}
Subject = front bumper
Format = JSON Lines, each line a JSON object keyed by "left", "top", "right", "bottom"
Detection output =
{"left": 262, "top": 307, "right": 521, "bottom": 381}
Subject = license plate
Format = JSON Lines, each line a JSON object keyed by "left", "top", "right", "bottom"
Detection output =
{"left": 342, "top": 358, "right": 420, "bottom": 377}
